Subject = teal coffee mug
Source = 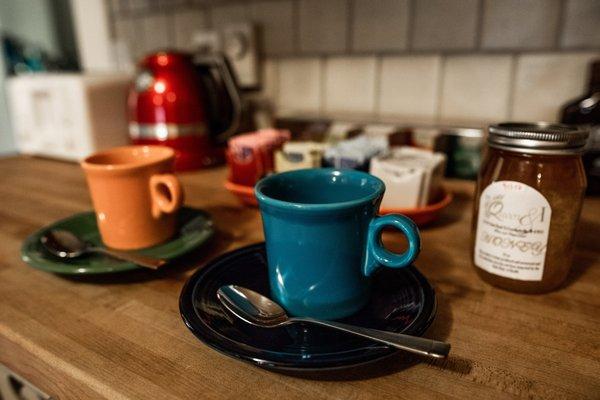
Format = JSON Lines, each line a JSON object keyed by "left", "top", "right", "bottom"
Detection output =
{"left": 255, "top": 168, "right": 421, "bottom": 320}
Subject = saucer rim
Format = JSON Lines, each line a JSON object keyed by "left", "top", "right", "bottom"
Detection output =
{"left": 21, "top": 207, "right": 214, "bottom": 275}
{"left": 179, "top": 242, "right": 437, "bottom": 371}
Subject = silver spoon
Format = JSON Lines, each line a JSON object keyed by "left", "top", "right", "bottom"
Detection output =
{"left": 41, "top": 229, "right": 166, "bottom": 270}
{"left": 217, "top": 285, "right": 450, "bottom": 359}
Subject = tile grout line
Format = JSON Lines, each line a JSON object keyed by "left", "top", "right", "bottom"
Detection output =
{"left": 106, "top": 0, "right": 117, "bottom": 40}
{"left": 292, "top": 0, "right": 300, "bottom": 54}
{"left": 506, "top": 54, "right": 518, "bottom": 120}
{"left": 205, "top": 3, "right": 213, "bottom": 30}
{"left": 137, "top": 12, "right": 147, "bottom": 57}
{"left": 434, "top": 55, "right": 446, "bottom": 125}
{"left": 346, "top": 0, "right": 354, "bottom": 53}
{"left": 555, "top": 0, "right": 568, "bottom": 49}
{"left": 165, "top": 10, "right": 176, "bottom": 48}
{"left": 474, "top": 0, "right": 485, "bottom": 50}
{"left": 273, "top": 59, "right": 281, "bottom": 114}
{"left": 373, "top": 56, "right": 382, "bottom": 116}
{"left": 264, "top": 47, "right": 599, "bottom": 60}
{"left": 319, "top": 56, "right": 327, "bottom": 114}
{"left": 406, "top": 0, "right": 415, "bottom": 52}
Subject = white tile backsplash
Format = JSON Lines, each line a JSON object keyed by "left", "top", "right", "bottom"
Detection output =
{"left": 112, "top": 0, "right": 598, "bottom": 56}
{"left": 261, "top": 59, "right": 279, "bottom": 102}
{"left": 249, "top": 1, "right": 295, "bottom": 55}
{"left": 298, "top": 0, "right": 348, "bottom": 53}
{"left": 412, "top": 0, "right": 479, "bottom": 50}
{"left": 173, "top": 9, "right": 209, "bottom": 51}
{"left": 378, "top": 56, "right": 441, "bottom": 122}
{"left": 481, "top": 0, "right": 561, "bottom": 49}
{"left": 440, "top": 55, "right": 513, "bottom": 123}
{"left": 210, "top": 4, "right": 248, "bottom": 27}
{"left": 128, "top": 0, "right": 149, "bottom": 12}
{"left": 512, "top": 53, "right": 599, "bottom": 122}
{"left": 109, "top": 0, "right": 599, "bottom": 126}
{"left": 277, "top": 58, "right": 322, "bottom": 114}
{"left": 352, "top": 0, "right": 410, "bottom": 52}
{"left": 324, "top": 57, "right": 377, "bottom": 114}
{"left": 114, "top": 16, "right": 142, "bottom": 59}
{"left": 141, "top": 13, "right": 173, "bottom": 55}
{"left": 109, "top": 0, "right": 123, "bottom": 13}
{"left": 270, "top": 52, "right": 596, "bottom": 125}
{"left": 561, "top": 0, "right": 600, "bottom": 48}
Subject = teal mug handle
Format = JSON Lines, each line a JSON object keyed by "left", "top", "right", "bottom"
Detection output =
{"left": 363, "top": 214, "right": 421, "bottom": 277}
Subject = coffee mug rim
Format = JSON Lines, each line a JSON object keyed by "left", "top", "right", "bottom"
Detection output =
{"left": 255, "top": 168, "right": 385, "bottom": 211}
{"left": 81, "top": 145, "right": 175, "bottom": 172}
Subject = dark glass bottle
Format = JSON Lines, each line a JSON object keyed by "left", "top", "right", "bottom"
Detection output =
{"left": 560, "top": 60, "right": 600, "bottom": 195}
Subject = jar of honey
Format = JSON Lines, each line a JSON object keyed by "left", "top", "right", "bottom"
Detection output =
{"left": 472, "top": 122, "right": 589, "bottom": 293}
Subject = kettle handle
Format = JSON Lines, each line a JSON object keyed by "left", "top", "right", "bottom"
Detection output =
{"left": 193, "top": 53, "right": 242, "bottom": 144}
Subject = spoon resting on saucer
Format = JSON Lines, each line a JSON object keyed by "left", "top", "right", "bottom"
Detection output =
{"left": 217, "top": 285, "right": 450, "bottom": 359}
{"left": 41, "top": 229, "right": 166, "bottom": 270}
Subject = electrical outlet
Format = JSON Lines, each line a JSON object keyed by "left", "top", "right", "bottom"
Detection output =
{"left": 189, "top": 23, "right": 258, "bottom": 89}
{"left": 191, "top": 30, "right": 221, "bottom": 54}
{"left": 222, "top": 23, "right": 258, "bottom": 89}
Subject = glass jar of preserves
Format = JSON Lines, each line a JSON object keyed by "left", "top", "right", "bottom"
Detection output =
{"left": 472, "top": 122, "right": 589, "bottom": 293}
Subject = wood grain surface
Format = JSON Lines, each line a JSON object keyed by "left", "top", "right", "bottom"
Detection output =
{"left": 0, "top": 156, "right": 598, "bottom": 400}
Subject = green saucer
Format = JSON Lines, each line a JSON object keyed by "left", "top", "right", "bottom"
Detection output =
{"left": 21, "top": 207, "right": 214, "bottom": 275}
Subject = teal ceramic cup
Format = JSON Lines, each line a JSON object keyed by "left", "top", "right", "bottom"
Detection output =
{"left": 255, "top": 168, "right": 421, "bottom": 320}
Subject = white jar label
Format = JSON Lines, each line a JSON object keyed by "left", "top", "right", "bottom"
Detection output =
{"left": 474, "top": 181, "right": 551, "bottom": 281}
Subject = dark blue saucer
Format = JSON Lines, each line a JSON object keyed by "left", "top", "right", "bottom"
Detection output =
{"left": 179, "top": 243, "right": 436, "bottom": 371}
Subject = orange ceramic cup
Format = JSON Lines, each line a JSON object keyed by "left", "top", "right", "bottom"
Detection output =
{"left": 81, "top": 145, "right": 184, "bottom": 250}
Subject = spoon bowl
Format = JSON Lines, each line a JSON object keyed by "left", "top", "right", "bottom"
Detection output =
{"left": 217, "top": 285, "right": 289, "bottom": 327}
{"left": 41, "top": 230, "right": 88, "bottom": 258}
{"left": 40, "top": 229, "right": 167, "bottom": 270}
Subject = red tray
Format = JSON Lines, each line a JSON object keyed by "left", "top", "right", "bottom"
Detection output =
{"left": 379, "top": 190, "right": 453, "bottom": 226}
{"left": 225, "top": 180, "right": 453, "bottom": 226}
{"left": 225, "top": 180, "right": 258, "bottom": 207}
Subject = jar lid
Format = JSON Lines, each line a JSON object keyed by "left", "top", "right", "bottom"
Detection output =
{"left": 488, "top": 122, "right": 589, "bottom": 155}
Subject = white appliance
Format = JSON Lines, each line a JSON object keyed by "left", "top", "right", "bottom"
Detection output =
{"left": 7, "top": 73, "right": 131, "bottom": 161}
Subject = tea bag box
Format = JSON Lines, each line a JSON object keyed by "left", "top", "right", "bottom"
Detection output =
{"left": 370, "top": 147, "right": 446, "bottom": 209}
{"left": 274, "top": 142, "right": 328, "bottom": 173}
{"left": 323, "top": 135, "right": 389, "bottom": 171}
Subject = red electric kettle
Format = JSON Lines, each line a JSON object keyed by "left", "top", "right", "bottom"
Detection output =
{"left": 128, "top": 51, "right": 241, "bottom": 171}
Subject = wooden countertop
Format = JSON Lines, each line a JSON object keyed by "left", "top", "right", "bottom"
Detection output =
{"left": 0, "top": 156, "right": 598, "bottom": 399}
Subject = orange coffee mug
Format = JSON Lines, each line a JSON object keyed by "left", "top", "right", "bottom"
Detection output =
{"left": 81, "top": 145, "right": 184, "bottom": 250}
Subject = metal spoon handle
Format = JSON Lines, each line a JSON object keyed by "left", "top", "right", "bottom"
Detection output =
{"left": 90, "top": 247, "right": 166, "bottom": 270}
{"left": 294, "top": 318, "right": 450, "bottom": 359}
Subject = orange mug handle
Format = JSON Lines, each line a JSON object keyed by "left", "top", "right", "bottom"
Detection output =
{"left": 150, "top": 174, "right": 184, "bottom": 219}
